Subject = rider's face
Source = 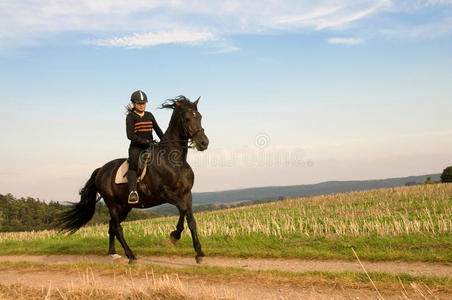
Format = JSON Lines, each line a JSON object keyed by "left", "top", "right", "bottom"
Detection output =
{"left": 134, "top": 102, "right": 146, "bottom": 111}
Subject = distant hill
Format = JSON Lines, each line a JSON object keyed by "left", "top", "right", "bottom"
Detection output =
{"left": 191, "top": 173, "right": 441, "bottom": 205}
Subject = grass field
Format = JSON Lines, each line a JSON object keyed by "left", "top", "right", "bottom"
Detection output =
{"left": 0, "top": 183, "right": 450, "bottom": 262}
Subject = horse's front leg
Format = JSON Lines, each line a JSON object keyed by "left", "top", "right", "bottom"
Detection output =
{"left": 186, "top": 195, "right": 205, "bottom": 263}
{"left": 170, "top": 208, "right": 186, "bottom": 244}
{"left": 162, "top": 186, "right": 204, "bottom": 263}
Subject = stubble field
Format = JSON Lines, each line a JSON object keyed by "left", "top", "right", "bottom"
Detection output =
{"left": 0, "top": 183, "right": 450, "bottom": 299}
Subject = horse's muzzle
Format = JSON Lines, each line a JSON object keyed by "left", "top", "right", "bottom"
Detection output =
{"left": 194, "top": 132, "right": 209, "bottom": 151}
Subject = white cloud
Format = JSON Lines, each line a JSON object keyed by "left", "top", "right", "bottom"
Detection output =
{"left": 92, "top": 30, "right": 217, "bottom": 48}
{"left": 272, "top": 5, "right": 345, "bottom": 26}
{"left": 272, "top": 0, "right": 391, "bottom": 30}
{"left": 327, "top": 37, "right": 364, "bottom": 45}
{"left": 0, "top": 0, "right": 452, "bottom": 49}
{"left": 316, "top": 1, "right": 390, "bottom": 29}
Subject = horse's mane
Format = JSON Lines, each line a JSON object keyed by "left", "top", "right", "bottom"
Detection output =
{"left": 160, "top": 95, "right": 196, "bottom": 110}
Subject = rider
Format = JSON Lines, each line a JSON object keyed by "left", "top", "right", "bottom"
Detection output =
{"left": 126, "top": 90, "right": 164, "bottom": 203}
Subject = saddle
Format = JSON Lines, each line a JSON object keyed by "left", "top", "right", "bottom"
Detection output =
{"left": 114, "top": 149, "right": 151, "bottom": 184}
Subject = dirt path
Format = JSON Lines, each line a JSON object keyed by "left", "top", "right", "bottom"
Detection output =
{"left": 0, "top": 254, "right": 450, "bottom": 277}
{"left": 0, "top": 255, "right": 450, "bottom": 299}
{"left": 0, "top": 269, "right": 390, "bottom": 299}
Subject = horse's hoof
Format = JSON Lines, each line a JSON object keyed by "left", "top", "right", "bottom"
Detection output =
{"left": 170, "top": 232, "right": 180, "bottom": 245}
{"left": 195, "top": 255, "right": 204, "bottom": 264}
{"left": 128, "top": 258, "right": 137, "bottom": 265}
{"left": 170, "top": 235, "right": 179, "bottom": 245}
{"left": 110, "top": 254, "right": 122, "bottom": 260}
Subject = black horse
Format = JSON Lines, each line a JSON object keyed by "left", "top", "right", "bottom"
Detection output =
{"left": 57, "top": 96, "right": 209, "bottom": 263}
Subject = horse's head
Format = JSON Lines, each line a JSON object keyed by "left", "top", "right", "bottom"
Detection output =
{"left": 162, "top": 96, "right": 209, "bottom": 151}
{"left": 177, "top": 97, "right": 209, "bottom": 151}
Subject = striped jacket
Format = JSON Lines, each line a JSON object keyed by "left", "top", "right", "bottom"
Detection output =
{"left": 126, "top": 109, "right": 164, "bottom": 148}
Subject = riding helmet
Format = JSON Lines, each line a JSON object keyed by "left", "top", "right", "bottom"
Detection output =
{"left": 130, "top": 90, "right": 148, "bottom": 104}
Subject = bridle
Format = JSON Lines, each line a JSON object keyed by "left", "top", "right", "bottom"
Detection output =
{"left": 140, "top": 101, "right": 205, "bottom": 168}
{"left": 150, "top": 107, "right": 204, "bottom": 150}
{"left": 180, "top": 108, "right": 204, "bottom": 136}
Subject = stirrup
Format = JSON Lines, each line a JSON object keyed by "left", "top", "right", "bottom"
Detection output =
{"left": 128, "top": 190, "right": 139, "bottom": 204}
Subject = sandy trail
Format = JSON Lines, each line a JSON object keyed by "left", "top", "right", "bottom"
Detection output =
{"left": 0, "top": 269, "right": 394, "bottom": 300}
{"left": 0, "top": 254, "right": 450, "bottom": 277}
{"left": 0, "top": 255, "right": 450, "bottom": 299}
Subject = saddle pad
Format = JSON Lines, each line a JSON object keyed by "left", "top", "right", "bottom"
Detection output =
{"left": 114, "top": 160, "right": 147, "bottom": 184}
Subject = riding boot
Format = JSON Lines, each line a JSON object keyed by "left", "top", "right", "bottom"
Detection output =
{"left": 127, "top": 170, "right": 139, "bottom": 204}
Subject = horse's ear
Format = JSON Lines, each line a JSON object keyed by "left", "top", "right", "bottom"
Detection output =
{"left": 194, "top": 97, "right": 200, "bottom": 106}
{"left": 175, "top": 101, "right": 181, "bottom": 107}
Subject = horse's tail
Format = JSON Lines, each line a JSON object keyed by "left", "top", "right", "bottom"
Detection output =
{"left": 56, "top": 168, "right": 101, "bottom": 234}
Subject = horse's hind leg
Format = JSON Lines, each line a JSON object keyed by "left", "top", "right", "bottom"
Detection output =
{"left": 170, "top": 208, "right": 186, "bottom": 244}
{"left": 108, "top": 220, "right": 116, "bottom": 255}
{"left": 110, "top": 205, "right": 136, "bottom": 262}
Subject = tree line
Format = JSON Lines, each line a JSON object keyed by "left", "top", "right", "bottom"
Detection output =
{"left": 421, "top": 167, "right": 452, "bottom": 185}
{"left": 0, "top": 193, "right": 154, "bottom": 232}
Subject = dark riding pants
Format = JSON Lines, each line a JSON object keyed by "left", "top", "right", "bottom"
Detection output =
{"left": 128, "top": 144, "right": 148, "bottom": 194}
{"left": 129, "top": 145, "right": 143, "bottom": 172}
{"left": 128, "top": 144, "right": 147, "bottom": 172}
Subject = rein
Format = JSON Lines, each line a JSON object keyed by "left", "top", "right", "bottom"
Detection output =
{"left": 151, "top": 139, "right": 194, "bottom": 149}
{"left": 155, "top": 108, "right": 204, "bottom": 150}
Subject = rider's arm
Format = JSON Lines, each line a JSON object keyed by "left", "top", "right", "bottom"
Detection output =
{"left": 126, "top": 114, "right": 150, "bottom": 146}
{"left": 152, "top": 115, "right": 164, "bottom": 140}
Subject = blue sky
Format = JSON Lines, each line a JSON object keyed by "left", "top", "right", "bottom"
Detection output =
{"left": 1, "top": 1, "right": 451, "bottom": 202}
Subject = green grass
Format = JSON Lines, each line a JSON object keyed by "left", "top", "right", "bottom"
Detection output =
{"left": 0, "top": 184, "right": 451, "bottom": 262}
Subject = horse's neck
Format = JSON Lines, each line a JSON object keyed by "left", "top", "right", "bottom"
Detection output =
{"left": 161, "top": 112, "right": 189, "bottom": 160}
